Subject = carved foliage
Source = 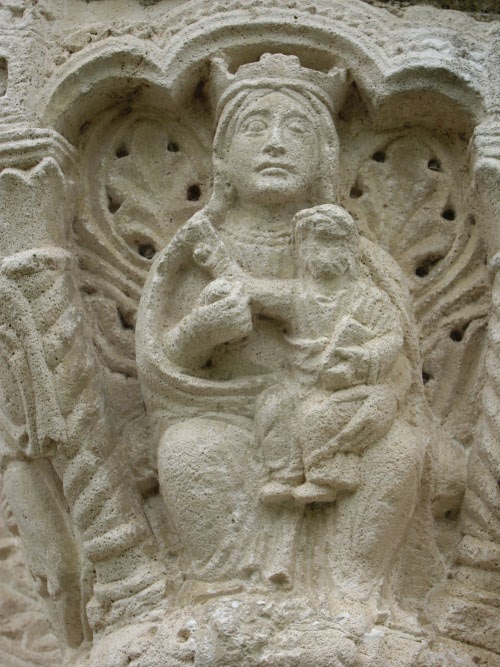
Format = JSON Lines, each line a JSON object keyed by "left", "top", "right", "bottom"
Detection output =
{"left": 341, "top": 121, "right": 489, "bottom": 524}
{"left": 74, "top": 107, "right": 211, "bottom": 376}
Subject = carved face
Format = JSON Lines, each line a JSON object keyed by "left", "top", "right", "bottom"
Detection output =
{"left": 297, "top": 221, "right": 358, "bottom": 281}
{"left": 225, "top": 92, "right": 320, "bottom": 205}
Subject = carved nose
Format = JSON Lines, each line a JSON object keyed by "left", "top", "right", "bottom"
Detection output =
{"left": 263, "top": 126, "right": 286, "bottom": 155}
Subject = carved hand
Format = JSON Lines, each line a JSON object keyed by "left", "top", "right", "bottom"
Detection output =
{"left": 320, "top": 345, "right": 371, "bottom": 391}
{"left": 245, "top": 277, "right": 295, "bottom": 324}
{"left": 196, "top": 278, "right": 253, "bottom": 343}
{"left": 165, "top": 279, "right": 253, "bottom": 367}
{"left": 198, "top": 278, "right": 252, "bottom": 328}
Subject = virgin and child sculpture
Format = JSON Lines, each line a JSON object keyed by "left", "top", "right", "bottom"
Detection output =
{"left": 0, "top": 0, "right": 498, "bottom": 661}
{"left": 137, "top": 53, "right": 430, "bottom": 633}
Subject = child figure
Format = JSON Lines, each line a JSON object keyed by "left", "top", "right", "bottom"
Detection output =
{"left": 257, "top": 205, "right": 408, "bottom": 505}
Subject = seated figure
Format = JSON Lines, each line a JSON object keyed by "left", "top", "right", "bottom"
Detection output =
{"left": 257, "top": 204, "right": 409, "bottom": 506}
{"left": 136, "top": 54, "right": 428, "bottom": 620}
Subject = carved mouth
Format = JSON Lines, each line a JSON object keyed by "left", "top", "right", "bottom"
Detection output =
{"left": 257, "top": 162, "right": 296, "bottom": 174}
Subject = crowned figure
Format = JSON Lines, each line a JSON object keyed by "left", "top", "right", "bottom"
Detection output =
{"left": 136, "top": 53, "right": 430, "bottom": 645}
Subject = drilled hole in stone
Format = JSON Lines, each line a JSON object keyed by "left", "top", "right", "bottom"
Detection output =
{"left": 80, "top": 120, "right": 91, "bottom": 135}
{"left": 177, "top": 628, "right": 190, "bottom": 642}
{"left": 422, "top": 370, "right": 432, "bottom": 384}
{"left": 468, "top": 214, "right": 476, "bottom": 226}
{"left": 138, "top": 243, "right": 156, "bottom": 260}
{"left": 269, "top": 571, "right": 289, "bottom": 584}
{"left": 415, "top": 255, "right": 443, "bottom": 278}
{"left": 107, "top": 191, "right": 122, "bottom": 214}
{"left": 0, "top": 57, "right": 8, "bottom": 97}
{"left": 415, "top": 266, "right": 428, "bottom": 278}
{"left": 445, "top": 509, "right": 459, "bottom": 521}
{"left": 194, "top": 79, "right": 206, "bottom": 102}
{"left": 441, "top": 208, "right": 455, "bottom": 221}
{"left": 117, "top": 308, "right": 135, "bottom": 331}
{"left": 372, "top": 151, "right": 385, "bottom": 163}
{"left": 187, "top": 184, "right": 201, "bottom": 201}
{"left": 115, "top": 144, "right": 129, "bottom": 158}
{"left": 167, "top": 142, "right": 180, "bottom": 153}
{"left": 428, "top": 158, "right": 441, "bottom": 171}
{"left": 452, "top": 321, "right": 470, "bottom": 342}
{"left": 350, "top": 185, "right": 363, "bottom": 199}
{"left": 144, "top": 482, "right": 160, "bottom": 498}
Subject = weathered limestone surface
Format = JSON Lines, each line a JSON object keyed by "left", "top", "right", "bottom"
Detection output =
{"left": 0, "top": 0, "right": 499, "bottom": 665}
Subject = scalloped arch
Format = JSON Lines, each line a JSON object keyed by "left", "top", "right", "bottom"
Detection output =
{"left": 40, "top": 38, "right": 171, "bottom": 143}
{"left": 40, "top": 4, "right": 486, "bottom": 144}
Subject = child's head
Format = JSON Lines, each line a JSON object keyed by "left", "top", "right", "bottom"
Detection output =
{"left": 294, "top": 206, "right": 360, "bottom": 281}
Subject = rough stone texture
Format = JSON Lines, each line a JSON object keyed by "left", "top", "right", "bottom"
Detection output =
{"left": 366, "top": 0, "right": 499, "bottom": 20}
{"left": 0, "top": 0, "right": 499, "bottom": 665}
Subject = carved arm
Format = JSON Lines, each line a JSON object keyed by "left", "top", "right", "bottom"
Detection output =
{"left": 320, "top": 291, "right": 404, "bottom": 390}
{"left": 164, "top": 278, "right": 253, "bottom": 368}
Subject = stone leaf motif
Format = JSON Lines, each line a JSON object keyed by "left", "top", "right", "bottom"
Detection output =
{"left": 70, "top": 110, "right": 212, "bottom": 500}
{"left": 348, "top": 134, "right": 458, "bottom": 276}
{"left": 0, "top": 157, "right": 71, "bottom": 256}
{"left": 75, "top": 110, "right": 210, "bottom": 376}
{"left": 346, "top": 130, "right": 489, "bottom": 521}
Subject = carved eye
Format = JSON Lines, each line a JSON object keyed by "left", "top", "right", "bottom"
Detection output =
{"left": 242, "top": 118, "right": 267, "bottom": 133}
{"left": 287, "top": 118, "right": 311, "bottom": 135}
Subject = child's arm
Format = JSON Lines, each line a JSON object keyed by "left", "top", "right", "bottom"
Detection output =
{"left": 320, "top": 292, "right": 403, "bottom": 388}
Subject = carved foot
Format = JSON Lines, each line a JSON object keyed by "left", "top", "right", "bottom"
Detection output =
{"left": 260, "top": 480, "right": 295, "bottom": 505}
{"left": 308, "top": 452, "right": 361, "bottom": 493}
{"left": 292, "top": 481, "right": 336, "bottom": 505}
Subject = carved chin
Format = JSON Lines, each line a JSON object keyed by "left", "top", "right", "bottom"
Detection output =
{"left": 308, "top": 259, "right": 348, "bottom": 278}
{"left": 237, "top": 174, "right": 311, "bottom": 202}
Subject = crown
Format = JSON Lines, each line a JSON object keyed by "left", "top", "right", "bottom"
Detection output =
{"left": 209, "top": 53, "right": 348, "bottom": 121}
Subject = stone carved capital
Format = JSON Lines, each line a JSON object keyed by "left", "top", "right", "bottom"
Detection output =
{"left": 0, "top": 2, "right": 499, "bottom": 666}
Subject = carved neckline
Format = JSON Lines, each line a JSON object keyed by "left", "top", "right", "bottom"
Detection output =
{"left": 219, "top": 221, "right": 292, "bottom": 247}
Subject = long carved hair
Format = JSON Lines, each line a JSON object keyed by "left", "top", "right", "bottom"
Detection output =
{"left": 204, "top": 85, "right": 340, "bottom": 225}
